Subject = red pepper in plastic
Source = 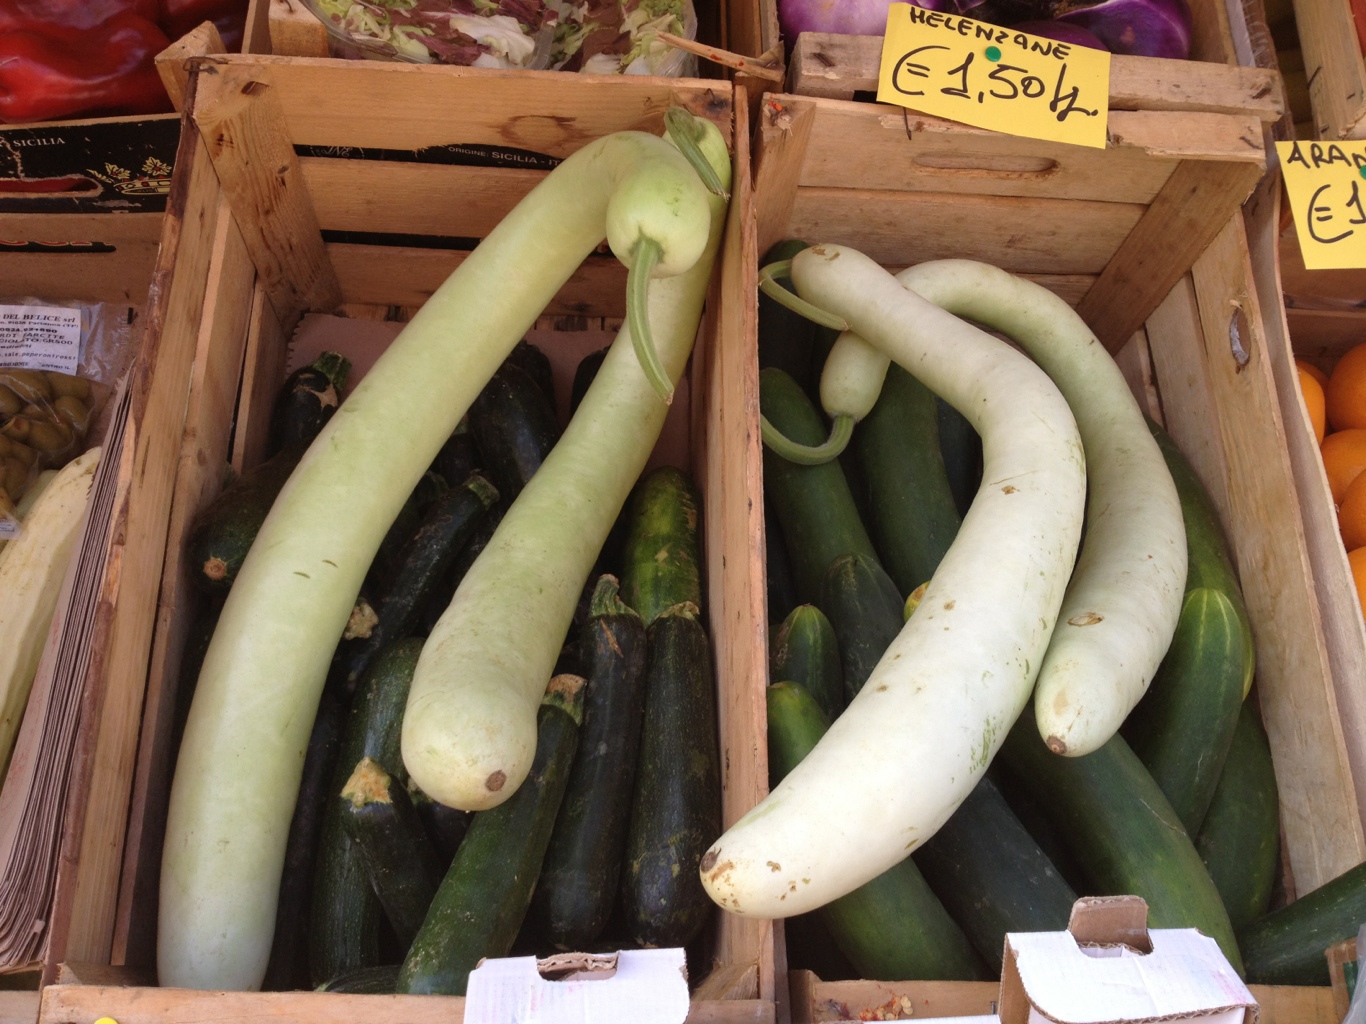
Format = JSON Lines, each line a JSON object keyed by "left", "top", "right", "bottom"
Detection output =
{"left": 0, "top": 10, "right": 174, "bottom": 123}
{"left": 0, "top": 0, "right": 161, "bottom": 33}
{"left": 158, "top": 0, "right": 249, "bottom": 49}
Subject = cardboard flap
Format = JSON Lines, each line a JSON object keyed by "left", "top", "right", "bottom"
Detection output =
{"left": 1068, "top": 895, "right": 1154, "bottom": 953}
{"left": 464, "top": 948, "right": 690, "bottom": 1024}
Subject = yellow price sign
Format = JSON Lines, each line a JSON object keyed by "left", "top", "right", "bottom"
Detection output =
{"left": 1277, "top": 140, "right": 1366, "bottom": 270}
{"left": 876, "top": 5, "right": 1110, "bottom": 150}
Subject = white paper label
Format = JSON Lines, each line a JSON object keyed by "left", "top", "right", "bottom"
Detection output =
{"left": 0, "top": 304, "right": 81, "bottom": 373}
{"left": 0, "top": 518, "right": 18, "bottom": 540}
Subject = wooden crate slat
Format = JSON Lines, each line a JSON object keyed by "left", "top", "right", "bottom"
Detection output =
{"left": 190, "top": 62, "right": 342, "bottom": 322}
{"left": 787, "top": 33, "right": 1282, "bottom": 120}
{"left": 754, "top": 99, "right": 816, "bottom": 260}
{"left": 1075, "top": 158, "right": 1266, "bottom": 352}
{"left": 1291, "top": 0, "right": 1366, "bottom": 139}
{"left": 787, "top": 186, "right": 1145, "bottom": 276}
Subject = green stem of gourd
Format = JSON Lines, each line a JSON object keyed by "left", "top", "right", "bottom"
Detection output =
{"left": 628, "top": 236, "right": 673, "bottom": 404}
{"left": 759, "top": 260, "right": 850, "bottom": 332}
{"left": 665, "top": 107, "right": 730, "bottom": 198}
{"left": 760, "top": 412, "right": 854, "bottom": 465}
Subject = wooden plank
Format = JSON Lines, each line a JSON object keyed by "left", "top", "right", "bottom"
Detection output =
{"left": 1249, "top": 984, "right": 1339, "bottom": 1023}
{"left": 328, "top": 245, "right": 631, "bottom": 318}
{"left": 189, "top": 60, "right": 342, "bottom": 322}
{"left": 267, "top": 0, "right": 329, "bottom": 57}
{"left": 754, "top": 98, "right": 816, "bottom": 260}
{"left": 788, "top": 34, "right": 1282, "bottom": 119}
{"left": 242, "top": 0, "right": 273, "bottom": 54}
{"left": 1290, "top": 0, "right": 1366, "bottom": 138}
{"left": 38, "top": 986, "right": 773, "bottom": 1024}
{"left": 1278, "top": 224, "right": 1366, "bottom": 307}
{"left": 231, "top": 284, "right": 289, "bottom": 477}
{"left": 111, "top": 192, "right": 256, "bottom": 970}
{"left": 788, "top": 187, "right": 1145, "bottom": 276}
{"left": 0, "top": 993, "right": 35, "bottom": 1024}
{"left": 1076, "top": 158, "right": 1266, "bottom": 352}
{"left": 1155, "top": 215, "right": 1366, "bottom": 891}
{"left": 155, "top": 20, "right": 227, "bottom": 111}
{"left": 43, "top": 122, "right": 223, "bottom": 977}
{"left": 182, "top": 55, "right": 734, "bottom": 153}
{"left": 1286, "top": 308, "right": 1366, "bottom": 366}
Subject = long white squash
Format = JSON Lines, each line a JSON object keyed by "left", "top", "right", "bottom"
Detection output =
{"left": 699, "top": 244, "right": 1085, "bottom": 919}
{"left": 159, "top": 131, "right": 714, "bottom": 992}
{"left": 403, "top": 122, "right": 731, "bottom": 811}
{"left": 0, "top": 448, "right": 98, "bottom": 777}
{"left": 896, "top": 260, "right": 1186, "bottom": 756}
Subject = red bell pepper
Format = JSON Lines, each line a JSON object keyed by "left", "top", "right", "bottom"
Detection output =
{"left": 158, "top": 0, "right": 249, "bottom": 50}
{"left": 0, "top": 10, "right": 174, "bottom": 123}
{"left": 0, "top": 0, "right": 162, "bottom": 33}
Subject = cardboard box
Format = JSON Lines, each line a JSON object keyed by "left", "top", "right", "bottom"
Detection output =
{"left": 36, "top": 54, "right": 773, "bottom": 1023}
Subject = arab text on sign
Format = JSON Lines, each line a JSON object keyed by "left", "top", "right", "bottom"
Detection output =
{"left": 876, "top": 5, "right": 1110, "bottom": 150}
{"left": 1277, "top": 140, "right": 1366, "bottom": 270}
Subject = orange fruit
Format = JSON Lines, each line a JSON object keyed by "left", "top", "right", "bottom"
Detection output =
{"left": 1348, "top": 548, "right": 1366, "bottom": 621}
{"left": 1341, "top": 473, "right": 1366, "bottom": 549}
{"left": 1321, "top": 428, "right": 1366, "bottom": 504}
{"left": 1326, "top": 343, "right": 1366, "bottom": 431}
{"left": 1298, "top": 363, "right": 1327, "bottom": 444}
{"left": 1298, "top": 358, "right": 1330, "bottom": 391}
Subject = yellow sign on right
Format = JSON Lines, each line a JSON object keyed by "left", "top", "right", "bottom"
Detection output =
{"left": 1278, "top": 140, "right": 1366, "bottom": 270}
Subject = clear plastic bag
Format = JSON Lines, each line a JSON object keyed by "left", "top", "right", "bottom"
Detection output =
{"left": 0, "top": 298, "right": 133, "bottom": 539}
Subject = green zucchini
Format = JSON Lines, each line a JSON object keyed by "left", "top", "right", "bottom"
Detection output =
{"left": 429, "top": 416, "right": 475, "bottom": 492}
{"left": 413, "top": 793, "right": 473, "bottom": 867}
{"left": 506, "top": 338, "right": 557, "bottom": 415}
{"left": 760, "top": 367, "right": 879, "bottom": 605}
{"left": 570, "top": 346, "right": 609, "bottom": 417}
{"left": 469, "top": 360, "right": 560, "bottom": 504}
{"left": 1198, "top": 700, "right": 1280, "bottom": 932}
{"left": 310, "top": 639, "right": 424, "bottom": 985}
{"left": 853, "top": 364, "right": 961, "bottom": 597}
{"left": 1122, "top": 423, "right": 1253, "bottom": 834}
{"left": 533, "top": 576, "right": 648, "bottom": 950}
{"left": 999, "top": 712, "right": 1243, "bottom": 974}
{"left": 770, "top": 603, "right": 844, "bottom": 722}
{"left": 269, "top": 351, "right": 351, "bottom": 457}
{"left": 937, "top": 397, "right": 981, "bottom": 519}
{"left": 397, "top": 676, "right": 585, "bottom": 996}
{"left": 317, "top": 963, "right": 401, "bottom": 994}
{"left": 764, "top": 505, "right": 798, "bottom": 631}
{"left": 767, "top": 681, "right": 987, "bottom": 981}
{"left": 1239, "top": 860, "right": 1366, "bottom": 985}
{"left": 368, "top": 471, "right": 449, "bottom": 597}
{"left": 339, "top": 756, "right": 444, "bottom": 952}
{"left": 620, "top": 466, "right": 703, "bottom": 626}
{"left": 913, "top": 774, "right": 1078, "bottom": 974}
{"left": 819, "top": 551, "right": 903, "bottom": 701}
{"left": 758, "top": 239, "right": 819, "bottom": 392}
{"left": 620, "top": 603, "right": 721, "bottom": 949}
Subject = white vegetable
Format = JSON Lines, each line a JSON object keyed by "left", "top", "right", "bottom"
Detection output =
{"left": 896, "top": 260, "right": 1186, "bottom": 756}
{"left": 700, "top": 244, "right": 1085, "bottom": 918}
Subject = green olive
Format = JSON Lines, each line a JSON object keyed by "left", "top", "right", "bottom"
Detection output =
{"left": 2, "top": 457, "right": 29, "bottom": 497}
{"left": 0, "top": 434, "right": 36, "bottom": 466}
{"left": 1, "top": 416, "right": 32, "bottom": 444}
{"left": 45, "top": 371, "right": 91, "bottom": 401}
{"left": 24, "top": 417, "right": 73, "bottom": 454}
{"left": 0, "top": 369, "right": 53, "bottom": 404}
{"left": 0, "top": 386, "right": 21, "bottom": 418}
{"left": 53, "top": 395, "right": 91, "bottom": 436}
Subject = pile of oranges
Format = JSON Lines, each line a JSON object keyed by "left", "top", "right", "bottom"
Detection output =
{"left": 1298, "top": 345, "right": 1366, "bottom": 618}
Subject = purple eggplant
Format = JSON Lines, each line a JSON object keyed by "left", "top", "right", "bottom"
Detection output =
{"left": 1052, "top": 0, "right": 1192, "bottom": 58}
{"left": 1009, "top": 18, "right": 1107, "bottom": 48}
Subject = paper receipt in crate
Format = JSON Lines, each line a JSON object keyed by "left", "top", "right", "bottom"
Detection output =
{"left": 1000, "top": 897, "right": 1258, "bottom": 1024}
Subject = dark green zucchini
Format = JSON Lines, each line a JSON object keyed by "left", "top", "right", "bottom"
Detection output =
{"left": 820, "top": 551, "right": 903, "bottom": 700}
{"left": 619, "top": 603, "right": 721, "bottom": 949}
{"left": 397, "top": 676, "right": 585, "bottom": 996}
{"left": 1198, "top": 700, "right": 1281, "bottom": 932}
{"left": 764, "top": 504, "right": 798, "bottom": 631}
{"left": 430, "top": 415, "right": 476, "bottom": 489}
{"left": 310, "top": 639, "right": 424, "bottom": 985}
{"left": 770, "top": 603, "right": 844, "bottom": 721}
{"left": 316, "top": 963, "right": 401, "bottom": 994}
{"left": 333, "top": 473, "right": 497, "bottom": 696}
{"left": 570, "top": 346, "right": 610, "bottom": 418}
{"left": 1239, "top": 860, "right": 1366, "bottom": 985}
{"left": 937, "top": 397, "right": 982, "bottom": 520}
{"left": 269, "top": 351, "right": 350, "bottom": 456}
{"left": 767, "top": 681, "right": 987, "bottom": 981}
{"left": 339, "top": 756, "right": 444, "bottom": 952}
{"left": 998, "top": 711, "right": 1243, "bottom": 974}
{"left": 185, "top": 442, "right": 308, "bottom": 595}
{"left": 761, "top": 367, "right": 879, "bottom": 605}
{"left": 620, "top": 466, "right": 703, "bottom": 626}
{"left": 854, "top": 364, "right": 961, "bottom": 597}
{"left": 413, "top": 792, "right": 473, "bottom": 868}
{"left": 913, "top": 774, "right": 1078, "bottom": 974}
{"left": 533, "top": 576, "right": 648, "bottom": 950}
{"left": 420, "top": 502, "right": 506, "bottom": 636}
{"left": 469, "top": 360, "right": 560, "bottom": 503}
{"left": 758, "top": 239, "right": 819, "bottom": 392}
{"left": 507, "top": 339, "right": 557, "bottom": 415}
{"left": 367, "top": 471, "right": 449, "bottom": 597}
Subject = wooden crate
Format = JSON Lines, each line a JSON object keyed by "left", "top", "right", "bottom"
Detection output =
{"left": 37, "top": 54, "right": 773, "bottom": 1023}
{"left": 751, "top": 90, "right": 1366, "bottom": 1019}
{"left": 1287, "top": 0, "right": 1366, "bottom": 138}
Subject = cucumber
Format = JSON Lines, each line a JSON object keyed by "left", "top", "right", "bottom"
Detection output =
{"left": 620, "top": 603, "right": 721, "bottom": 948}
{"left": 1198, "top": 700, "right": 1280, "bottom": 932}
{"left": 310, "top": 639, "right": 424, "bottom": 985}
{"left": 469, "top": 360, "right": 560, "bottom": 504}
{"left": 770, "top": 603, "right": 844, "bottom": 721}
{"left": 533, "top": 576, "right": 648, "bottom": 950}
{"left": 317, "top": 963, "right": 401, "bottom": 994}
{"left": 758, "top": 239, "right": 819, "bottom": 392}
{"left": 913, "top": 774, "right": 1078, "bottom": 974}
{"left": 620, "top": 466, "right": 703, "bottom": 626}
{"left": 1122, "top": 423, "right": 1253, "bottom": 834}
{"left": 332, "top": 474, "right": 498, "bottom": 696}
{"left": 937, "top": 397, "right": 981, "bottom": 520}
{"left": 339, "top": 756, "right": 444, "bottom": 952}
{"left": 397, "top": 676, "right": 585, "bottom": 996}
{"left": 760, "top": 367, "right": 879, "bottom": 605}
{"left": 1239, "top": 860, "right": 1366, "bottom": 985}
{"left": 269, "top": 351, "right": 351, "bottom": 457}
{"left": 767, "top": 681, "right": 987, "bottom": 981}
{"left": 999, "top": 712, "right": 1243, "bottom": 974}
{"left": 853, "top": 364, "right": 961, "bottom": 597}
{"left": 185, "top": 443, "right": 307, "bottom": 595}
{"left": 819, "top": 551, "right": 903, "bottom": 701}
